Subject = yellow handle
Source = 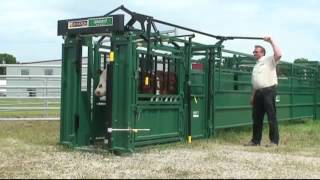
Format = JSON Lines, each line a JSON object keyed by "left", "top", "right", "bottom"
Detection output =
{"left": 145, "top": 77, "right": 149, "bottom": 86}
{"left": 109, "top": 51, "right": 114, "bottom": 62}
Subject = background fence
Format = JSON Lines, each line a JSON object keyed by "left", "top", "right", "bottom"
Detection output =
{"left": 0, "top": 64, "right": 61, "bottom": 120}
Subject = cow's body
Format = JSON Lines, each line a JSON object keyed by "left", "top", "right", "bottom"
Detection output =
{"left": 95, "top": 69, "right": 107, "bottom": 97}
{"left": 140, "top": 71, "right": 177, "bottom": 94}
{"left": 95, "top": 68, "right": 177, "bottom": 97}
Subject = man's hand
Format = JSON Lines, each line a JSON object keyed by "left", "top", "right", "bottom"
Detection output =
{"left": 264, "top": 36, "right": 282, "bottom": 62}
{"left": 264, "top": 36, "right": 272, "bottom": 43}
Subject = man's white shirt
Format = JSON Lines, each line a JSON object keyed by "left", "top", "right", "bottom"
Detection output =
{"left": 252, "top": 55, "right": 278, "bottom": 90}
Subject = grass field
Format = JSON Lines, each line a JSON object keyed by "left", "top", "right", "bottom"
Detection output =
{"left": 0, "top": 119, "right": 320, "bottom": 178}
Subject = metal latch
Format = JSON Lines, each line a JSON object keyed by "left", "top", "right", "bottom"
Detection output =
{"left": 107, "top": 128, "right": 150, "bottom": 133}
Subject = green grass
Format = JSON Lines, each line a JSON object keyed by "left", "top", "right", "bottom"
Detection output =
{"left": 217, "top": 119, "right": 320, "bottom": 144}
{"left": 0, "top": 120, "right": 60, "bottom": 146}
{"left": 0, "top": 119, "right": 319, "bottom": 154}
{"left": 209, "top": 119, "right": 320, "bottom": 154}
{"left": 1, "top": 119, "right": 319, "bottom": 149}
{"left": 138, "top": 119, "right": 320, "bottom": 154}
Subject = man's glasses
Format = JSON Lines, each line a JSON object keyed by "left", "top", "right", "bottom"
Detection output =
{"left": 253, "top": 51, "right": 260, "bottom": 54}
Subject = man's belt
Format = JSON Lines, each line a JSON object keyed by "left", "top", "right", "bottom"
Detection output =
{"left": 257, "top": 85, "right": 276, "bottom": 92}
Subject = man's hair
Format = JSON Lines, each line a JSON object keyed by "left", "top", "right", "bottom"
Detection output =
{"left": 254, "top": 45, "right": 266, "bottom": 55}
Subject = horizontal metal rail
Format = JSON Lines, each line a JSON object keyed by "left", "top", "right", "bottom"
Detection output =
{"left": 1, "top": 86, "right": 60, "bottom": 89}
{"left": 0, "top": 96, "right": 60, "bottom": 99}
{"left": 0, "top": 102, "right": 60, "bottom": 106}
{"left": 0, "top": 75, "right": 61, "bottom": 78}
{"left": 0, "top": 64, "right": 87, "bottom": 68}
{"left": 1, "top": 93, "right": 61, "bottom": 96}
{"left": 0, "top": 117, "right": 60, "bottom": 121}
{"left": 0, "top": 107, "right": 59, "bottom": 110}
{"left": 0, "top": 64, "right": 61, "bottom": 68}
{"left": 0, "top": 75, "right": 87, "bottom": 78}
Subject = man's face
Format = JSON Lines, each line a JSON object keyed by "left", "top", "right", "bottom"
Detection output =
{"left": 253, "top": 47, "right": 264, "bottom": 60}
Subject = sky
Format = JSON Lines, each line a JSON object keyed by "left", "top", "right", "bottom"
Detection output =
{"left": 0, "top": 0, "right": 319, "bottom": 63}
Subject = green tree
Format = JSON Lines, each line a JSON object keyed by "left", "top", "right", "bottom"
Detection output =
{"left": 294, "top": 58, "right": 309, "bottom": 63}
{"left": 0, "top": 53, "right": 18, "bottom": 75}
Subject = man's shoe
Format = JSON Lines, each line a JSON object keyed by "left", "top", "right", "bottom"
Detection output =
{"left": 265, "top": 142, "right": 278, "bottom": 147}
{"left": 244, "top": 141, "right": 260, "bottom": 146}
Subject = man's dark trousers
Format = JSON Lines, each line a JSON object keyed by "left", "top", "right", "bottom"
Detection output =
{"left": 251, "top": 85, "right": 279, "bottom": 144}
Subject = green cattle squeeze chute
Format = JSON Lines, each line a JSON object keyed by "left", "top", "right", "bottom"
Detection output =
{"left": 57, "top": 5, "right": 320, "bottom": 153}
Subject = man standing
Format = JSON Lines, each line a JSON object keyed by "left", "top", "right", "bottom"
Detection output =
{"left": 245, "top": 36, "right": 282, "bottom": 147}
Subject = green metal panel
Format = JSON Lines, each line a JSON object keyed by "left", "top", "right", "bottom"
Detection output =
{"left": 133, "top": 38, "right": 186, "bottom": 147}
{"left": 109, "top": 35, "right": 134, "bottom": 152}
{"left": 216, "top": 72, "right": 234, "bottom": 90}
{"left": 190, "top": 97, "right": 206, "bottom": 138}
{"left": 275, "top": 93, "right": 291, "bottom": 121}
{"left": 214, "top": 91, "right": 252, "bottom": 128}
{"left": 60, "top": 37, "right": 82, "bottom": 146}
{"left": 134, "top": 106, "right": 182, "bottom": 143}
{"left": 190, "top": 69, "right": 206, "bottom": 138}
{"left": 237, "top": 73, "right": 252, "bottom": 91}
{"left": 77, "top": 92, "right": 91, "bottom": 145}
{"left": 213, "top": 53, "right": 252, "bottom": 129}
{"left": 189, "top": 46, "right": 212, "bottom": 140}
{"left": 60, "top": 36, "right": 94, "bottom": 147}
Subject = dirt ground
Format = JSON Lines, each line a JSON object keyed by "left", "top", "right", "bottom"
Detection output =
{"left": 1, "top": 137, "right": 320, "bottom": 179}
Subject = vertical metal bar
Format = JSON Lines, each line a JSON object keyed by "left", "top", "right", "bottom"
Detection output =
{"left": 218, "top": 50, "right": 221, "bottom": 91}
{"left": 153, "top": 56, "right": 157, "bottom": 94}
{"left": 186, "top": 38, "right": 192, "bottom": 143}
{"left": 290, "top": 63, "right": 293, "bottom": 120}
{"left": 60, "top": 43, "right": 66, "bottom": 143}
{"left": 207, "top": 48, "right": 213, "bottom": 136}
{"left": 103, "top": 53, "right": 107, "bottom": 69}
{"left": 75, "top": 38, "right": 82, "bottom": 74}
{"left": 140, "top": 54, "right": 145, "bottom": 93}
{"left": 146, "top": 17, "right": 152, "bottom": 73}
{"left": 105, "top": 58, "right": 114, "bottom": 149}
{"left": 315, "top": 62, "right": 320, "bottom": 120}
{"left": 174, "top": 58, "right": 177, "bottom": 72}
{"left": 212, "top": 47, "right": 217, "bottom": 136}
{"left": 313, "top": 65, "right": 317, "bottom": 120}
{"left": 162, "top": 56, "right": 166, "bottom": 93}
{"left": 167, "top": 57, "right": 170, "bottom": 93}
{"left": 88, "top": 40, "right": 93, "bottom": 93}
{"left": 127, "top": 34, "right": 134, "bottom": 151}
{"left": 318, "top": 64, "right": 320, "bottom": 120}
{"left": 45, "top": 78, "right": 48, "bottom": 117}
{"left": 105, "top": 36, "right": 118, "bottom": 149}
{"left": 86, "top": 37, "right": 94, "bottom": 140}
